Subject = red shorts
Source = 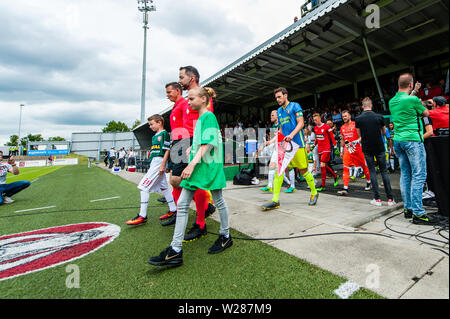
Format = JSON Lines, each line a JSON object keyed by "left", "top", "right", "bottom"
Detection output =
{"left": 343, "top": 148, "right": 366, "bottom": 168}
{"left": 319, "top": 152, "right": 331, "bottom": 163}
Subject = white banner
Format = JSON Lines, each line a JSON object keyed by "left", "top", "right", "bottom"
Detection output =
{"left": 52, "top": 158, "right": 78, "bottom": 166}
{"left": 18, "top": 160, "right": 47, "bottom": 168}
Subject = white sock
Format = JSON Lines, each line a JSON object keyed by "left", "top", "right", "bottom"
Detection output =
{"left": 172, "top": 246, "right": 181, "bottom": 253}
{"left": 289, "top": 169, "right": 296, "bottom": 187}
{"left": 268, "top": 169, "right": 275, "bottom": 188}
{"left": 283, "top": 174, "right": 290, "bottom": 185}
{"left": 139, "top": 191, "right": 150, "bottom": 218}
{"left": 162, "top": 188, "right": 176, "bottom": 212}
{"left": 349, "top": 167, "right": 354, "bottom": 177}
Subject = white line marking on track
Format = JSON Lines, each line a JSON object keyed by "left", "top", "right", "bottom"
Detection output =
{"left": 90, "top": 196, "right": 121, "bottom": 203}
{"left": 15, "top": 206, "right": 57, "bottom": 213}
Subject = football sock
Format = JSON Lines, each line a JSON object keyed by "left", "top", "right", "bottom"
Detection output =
{"left": 193, "top": 189, "right": 208, "bottom": 229}
{"left": 343, "top": 166, "right": 350, "bottom": 187}
{"left": 326, "top": 165, "right": 337, "bottom": 178}
{"left": 172, "top": 187, "right": 182, "bottom": 205}
{"left": 139, "top": 190, "right": 150, "bottom": 218}
{"left": 321, "top": 166, "right": 327, "bottom": 187}
{"left": 272, "top": 172, "right": 284, "bottom": 203}
{"left": 303, "top": 171, "right": 317, "bottom": 195}
{"left": 267, "top": 168, "right": 275, "bottom": 188}
{"left": 289, "top": 169, "right": 296, "bottom": 187}
{"left": 162, "top": 188, "right": 176, "bottom": 212}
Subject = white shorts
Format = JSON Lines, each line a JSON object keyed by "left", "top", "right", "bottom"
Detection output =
{"left": 137, "top": 157, "right": 168, "bottom": 193}
{"left": 277, "top": 140, "right": 301, "bottom": 175}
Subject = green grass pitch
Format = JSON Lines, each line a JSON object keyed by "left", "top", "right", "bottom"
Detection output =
{"left": 0, "top": 163, "right": 383, "bottom": 299}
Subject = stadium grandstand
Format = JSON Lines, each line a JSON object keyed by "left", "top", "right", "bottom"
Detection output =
{"left": 133, "top": 0, "right": 449, "bottom": 150}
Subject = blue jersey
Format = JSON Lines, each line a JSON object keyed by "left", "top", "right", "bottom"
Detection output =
{"left": 277, "top": 102, "right": 305, "bottom": 147}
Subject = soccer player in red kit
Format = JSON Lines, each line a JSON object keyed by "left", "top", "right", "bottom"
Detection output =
{"left": 313, "top": 113, "right": 339, "bottom": 191}
{"left": 337, "top": 110, "right": 372, "bottom": 196}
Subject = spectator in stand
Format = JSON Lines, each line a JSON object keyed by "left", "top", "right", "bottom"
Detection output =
{"left": 418, "top": 81, "right": 443, "bottom": 100}
{"left": 389, "top": 73, "right": 436, "bottom": 225}
{"left": 356, "top": 97, "right": 395, "bottom": 207}
{"left": 0, "top": 151, "right": 30, "bottom": 205}
{"left": 428, "top": 96, "right": 449, "bottom": 136}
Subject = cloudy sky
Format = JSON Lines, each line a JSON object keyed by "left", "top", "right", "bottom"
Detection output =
{"left": 0, "top": 0, "right": 305, "bottom": 146}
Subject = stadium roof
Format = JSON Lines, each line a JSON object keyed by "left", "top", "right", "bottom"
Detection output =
{"left": 199, "top": 0, "right": 449, "bottom": 111}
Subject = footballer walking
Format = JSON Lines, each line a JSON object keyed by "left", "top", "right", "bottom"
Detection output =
{"left": 261, "top": 87, "right": 318, "bottom": 211}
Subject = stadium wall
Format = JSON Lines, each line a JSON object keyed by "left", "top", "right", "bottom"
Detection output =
{"left": 71, "top": 132, "right": 141, "bottom": 161}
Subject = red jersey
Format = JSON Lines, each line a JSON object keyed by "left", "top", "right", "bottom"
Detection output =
{"left": 183, "top": 98, "right": 214, "bottom": 138}
{"left": 314, "top": 123, "right": 336, "bottom": 154}
{"left": 340, "top": 121, "right": 361, "bottom": 152}
{"left": 170, "top": 97, "right": 190, "bottom": 141}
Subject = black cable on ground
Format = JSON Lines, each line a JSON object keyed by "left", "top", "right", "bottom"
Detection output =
{"left": 206, "top": 230, "right": 394, "bottom": 241}
{"left": 383, "top": 212, "right": 449, "bottom": 253}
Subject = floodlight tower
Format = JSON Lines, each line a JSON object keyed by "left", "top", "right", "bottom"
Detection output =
{"left": 137, "top": 0, "right": 156, "bottom": 123}
{"left": 18, "top": 104, "right": 24, "bottom": 154}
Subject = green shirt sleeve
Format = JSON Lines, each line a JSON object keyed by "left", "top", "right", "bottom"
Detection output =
{"left": 162, "top": 131, "right": 171, "bottom": 151}
{"left": 412, "top": 96, "right": 426, "bottom": 115}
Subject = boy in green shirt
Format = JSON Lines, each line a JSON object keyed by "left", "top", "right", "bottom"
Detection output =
{"left": 148, "top": 87, "right": 232, "bottom": 266}
{"left": 126, "top": 115, "right": 176, "bottom": 226}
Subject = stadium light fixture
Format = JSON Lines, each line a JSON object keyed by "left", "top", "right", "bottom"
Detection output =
{"left": 137, "top": 0, "right": 156, "bottom": 123}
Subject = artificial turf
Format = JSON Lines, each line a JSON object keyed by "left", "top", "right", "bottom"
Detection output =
{"left": 0, "top": 163, "right": 382, "bottom": 299}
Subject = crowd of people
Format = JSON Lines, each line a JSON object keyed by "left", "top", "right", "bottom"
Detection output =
{"left": 103, "top": 147, "right": 137, "bottom": 170}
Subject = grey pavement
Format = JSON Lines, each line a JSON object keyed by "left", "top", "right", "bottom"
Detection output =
{"left": 96, "top": 163, "right": 449, "bottom": 299}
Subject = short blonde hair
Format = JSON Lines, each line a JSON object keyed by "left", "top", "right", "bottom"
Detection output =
{"left": 362, "top": 97, "right": 372, "bottom": 108}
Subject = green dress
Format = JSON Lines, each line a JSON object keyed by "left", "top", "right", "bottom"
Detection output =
{"left": 180, "top": 111, "right": 226, "bottom": 191}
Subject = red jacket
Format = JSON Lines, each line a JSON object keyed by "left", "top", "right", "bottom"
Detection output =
{"left": 429, "top": 106, "right": 449, "bottom": 130}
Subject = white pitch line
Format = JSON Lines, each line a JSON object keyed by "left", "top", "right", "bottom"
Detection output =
{"left": 31, "top": 178, "right": 39, "bottom": 183}
{"left": 15, "top": 206, "right": 56, "bottom": 213}
{"left": 334, "top": 281, "right": 360, "bottom": 299}
{"left": 90, "top": 196, "right": 121, "bottom": 203}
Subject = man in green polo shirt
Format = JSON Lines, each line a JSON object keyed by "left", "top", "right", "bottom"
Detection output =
{"left": 389, "top": 73, "right": 436, "bottom": 225}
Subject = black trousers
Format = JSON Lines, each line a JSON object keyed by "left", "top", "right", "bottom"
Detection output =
{"left": 364, "top": 151, "right": 393, "bottom": 201}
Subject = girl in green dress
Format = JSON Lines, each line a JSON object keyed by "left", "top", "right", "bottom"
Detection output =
{"left": 148, "top": 87, "right": 232, "bottom": 266}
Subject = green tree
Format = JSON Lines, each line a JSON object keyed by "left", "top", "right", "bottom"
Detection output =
{"left": 20, "top": 134, "right": 44, "bottom": 147}
{"left": 48, "top": 136, "right": 66, "bottom": 141}
{"left": 5, "top": 135, "right": 19, "bottom": 146}
{"left": 102, "top": 121, "right": 130, "bottom": 133}
{"left": 131, "top": 119, "right": 142, "bottom": 130}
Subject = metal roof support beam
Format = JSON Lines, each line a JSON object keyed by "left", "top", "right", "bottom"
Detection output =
{"left": 270, "top": 50, "right": 347, "bottom": 81}
{"left": 362, "top": 36, "right": 387, "bottom": 111}
{"left": 332, "top": 19, "right": 405, "bottom": 63}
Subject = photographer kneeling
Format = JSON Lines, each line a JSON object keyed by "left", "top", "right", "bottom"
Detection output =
{"left": 0, "top": 151, "right": 30, "bottom": 204}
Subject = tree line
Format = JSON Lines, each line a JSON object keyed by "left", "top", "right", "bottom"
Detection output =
{"left": 4, "top": 120, "right": 142, "bottom": 146}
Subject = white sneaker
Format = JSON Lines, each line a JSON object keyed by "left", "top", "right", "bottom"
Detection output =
{"left": 388, "top": 199, "right": 396, "bottom": 206}
{"left": 3, "top": 196, "right": 14, "bottom": 204}
{"left": 370, "top": 199, "right": 382, "bottom": 207}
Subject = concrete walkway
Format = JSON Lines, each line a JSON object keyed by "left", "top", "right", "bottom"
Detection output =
{"left": 97, "top": 164, "right": 449, "bottom": 299}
